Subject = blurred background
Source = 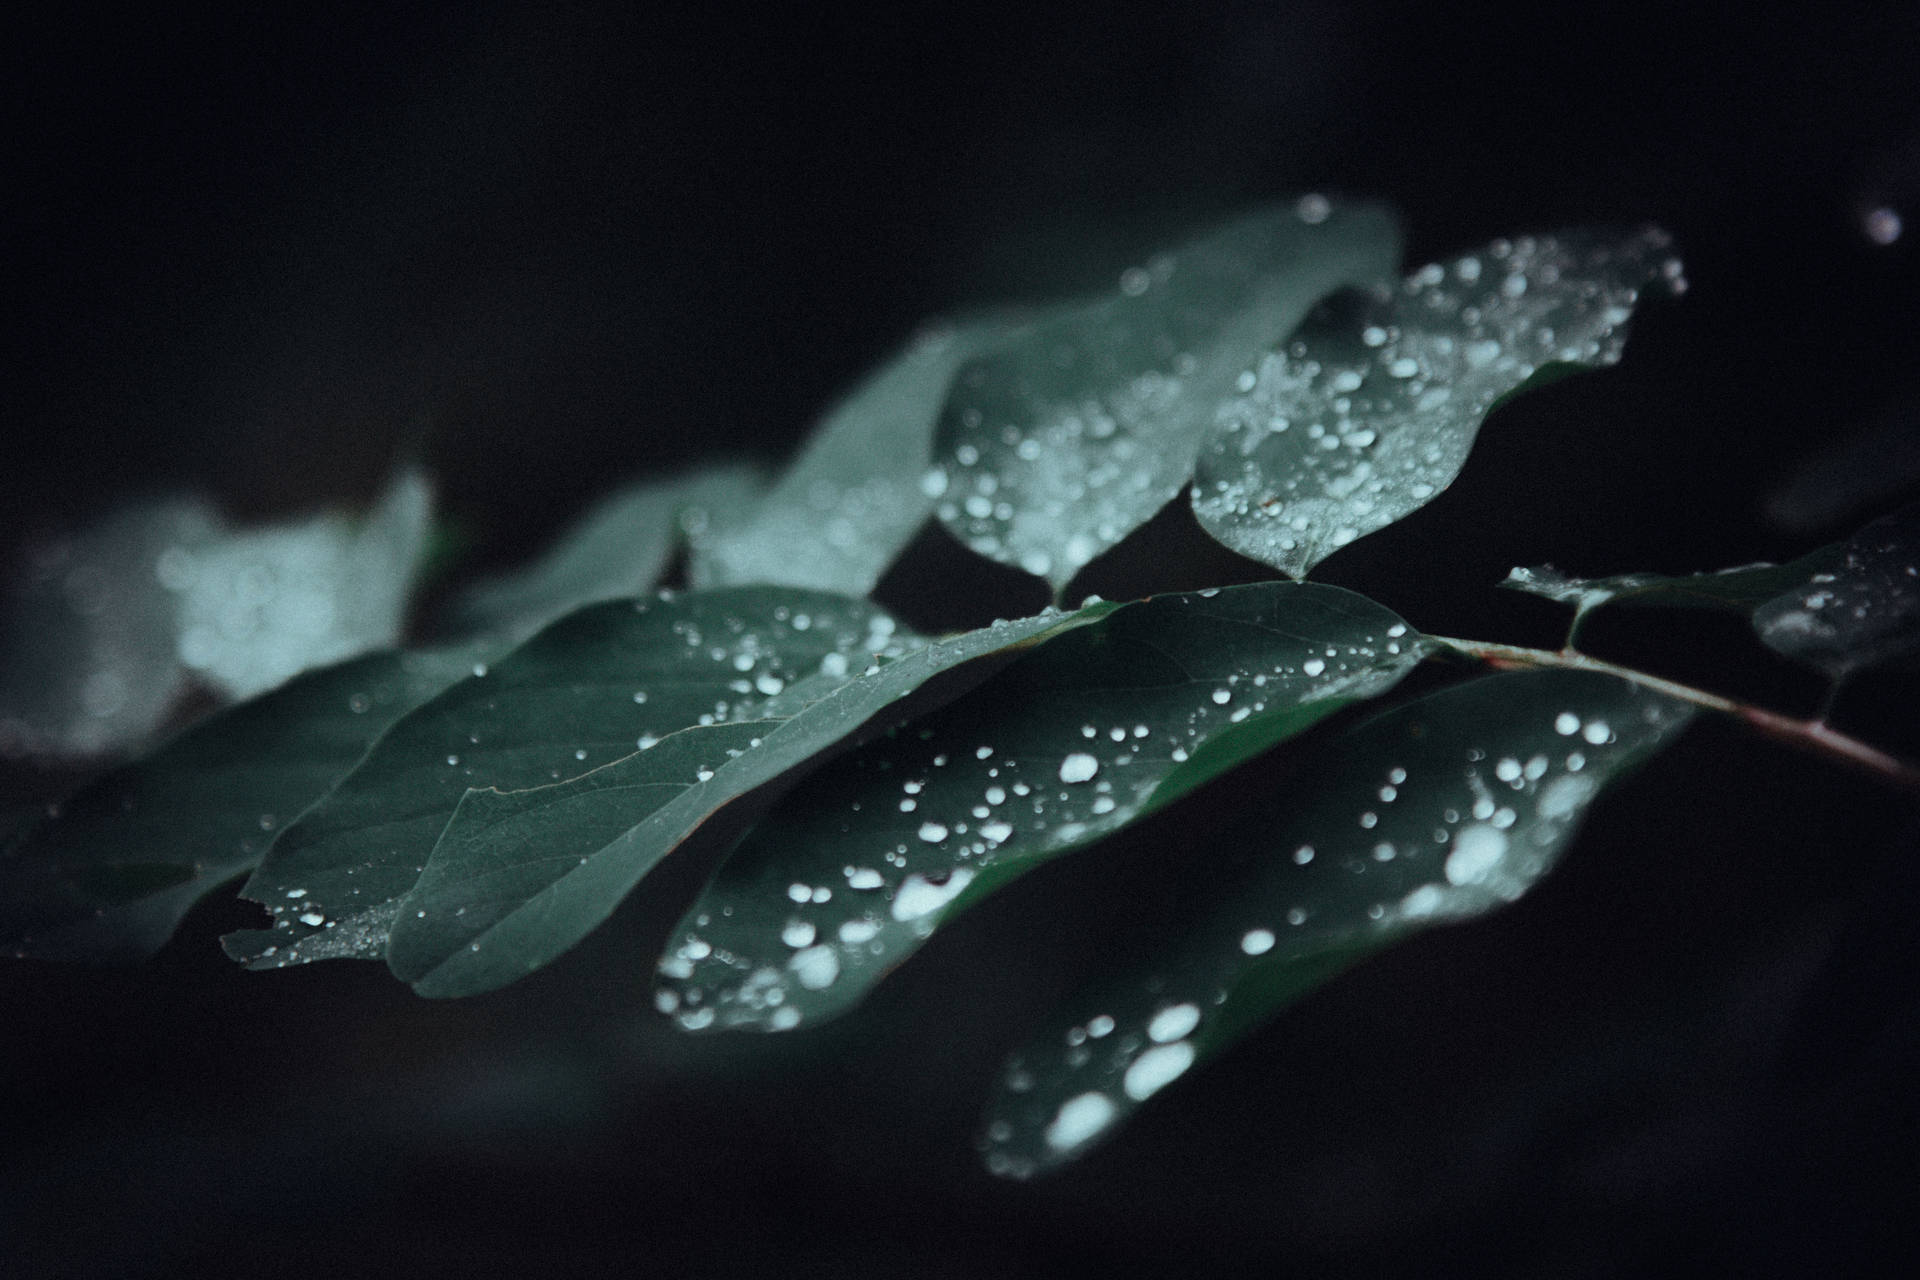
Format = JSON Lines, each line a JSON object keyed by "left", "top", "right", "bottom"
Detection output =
{"left": 4, "top": 2, "right": 1918, "bottom": 1275}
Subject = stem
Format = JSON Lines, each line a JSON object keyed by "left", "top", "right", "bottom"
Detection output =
{"left": 1427, "top": 635, "right": 1920, "bottom": 793}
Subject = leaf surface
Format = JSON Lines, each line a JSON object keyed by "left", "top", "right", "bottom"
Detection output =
{"left": 656, "top": 583, "right": 1432, "bottom": 1032}
{"left": 691, "top": 317, "right": 1031, "bottom": 596}
{"left": 1753, "top": 500, "right": 1920, "bottom": 677}
{"left": 224, "top": 588, "right": 905, "bottom": 970}
{"left": 934, "top": 199, "right": 1403, "bottom": 590}
{"left": 0, "top": 646, "right": 483, "bottom": 961}
{"left": 389, "top": 605, "right": 1107, "bottom": 996}
{"left": 978, "top": 669, "right": 1693, "bottom": 1178}
{"left": 1192, "top": 229, "right": 1683, "bottom": 578}
{"left": 1502, "top": 547, "right": 1844, "bottom": 627}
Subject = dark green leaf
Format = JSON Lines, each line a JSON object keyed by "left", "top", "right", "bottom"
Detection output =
{"left": 656, "top": 583, "right": 1432, "bottom": 1032}
{"left": 691, "top": 317, "right": 1032, "bottom": 596}
{"left": 934, "top": 199, "right": 1403, "bottom": 590}
{"left": 388, "top": 604, "right": 1108, "bottom": 996}
{"left": 225, "top": 588, "right": 907, "bottom": 970}
{"left": 1502, "top": 543, "right": 1846, "bottom": 637}
{"left": 978, "top": 669, "right": 1694, "bottom": 1177}
{"left": 0, "top": 646, "right": 482, "bottom": 962}
{"left": 1192, "top": 229, "right": 1683, "bottom": 579}
{"left": 1754, "top": 499, "right": 1920, "bottom": 677}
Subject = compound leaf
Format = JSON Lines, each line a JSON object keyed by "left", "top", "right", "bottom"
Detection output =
{"left": 655, "top": 582, "right": 1431, "bottom": 1032}
{"left": 979, "top": 668, "right": 1694, "bottom": 1178}
{"left": 389, "top": 605, "right": 1109, "bottom": 996}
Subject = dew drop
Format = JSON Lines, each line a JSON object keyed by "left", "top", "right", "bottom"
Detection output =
{"left": 1241, "top": 928, "right": 1276, "bottom": 955}
{"left": 1044, "top": 1092, "right": 1117, "bottom": 1152}
{"left": 1058, "top": 753, "right": 1099, "bottom": 784}
{"left": 1147, "top": 1002, "right": 1201, "bottom": 1043}
{"left": 1123, "top": 1041, "right": 1196, "bottom": 1101}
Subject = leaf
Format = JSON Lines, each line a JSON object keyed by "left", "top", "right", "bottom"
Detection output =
{"left": 977, "top": 669, "right": 1694, "bottom": 1178}
{"left": 390, "top": 608, "right": 1109, "bottom": 997}
{"left": 655, "top": 582, "right": 1432, "bottom": 1032}
{"left": 171, "top": 469, "right": 434, "bottom": 700}
{"left": 452, "top": 464, "right": 764, "bottom": 642}
{"left": 1753, "top": 499, "right": 1920, "bottom": 677}
{"left": 0, "top": 646, "right": 485, "bottom": 962}
{"left": 386, "top": 605, "right": 1112, "bottom": 997}
{"left": 224, "top": 588, "right": 909, "bottom": 970}
{"left": 1502, "top": 549, "right": 1845, "bottom": 623}
{"left": 934, "top": 198, "right": 1404, "bottom": 591}
{"left": 0, "top": 498, "right": 218, "bottom": 758}
{"left": 690, "top": 317, "right": 1032, "bottom": 596}
{"left": 1192, "top": 229, "right": 1684, "bottom": 579}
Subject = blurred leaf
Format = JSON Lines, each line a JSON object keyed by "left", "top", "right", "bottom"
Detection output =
{"left": 1192, "top": 229, "right": 1683, "bottom": 579}
{"left": 1754, "top": 499, "right": 1920, "bottom": 677}
{"left": 691, "top": 317, "right": 1032, "bottom": 596}
{"left": 656, "top": 583, "right": 1431, "bottom": 1032}
{"left": 1503, "top": 543, "right": 1845, "bottom": 639}
{"left": 934, "top": 199, "right": 1403, "bottom": 591}
{"left": 452, "top": 464, "right": 763, "bottom": 642}
{"left": 173, "top": 469, "right": 434, "bottom": 700}
{"left": 0, "top": 498, "right": 216, "bottom": 758}
{"left": 0, "top": 645, "right": 484, "bottom": 962}
{"left": 979, "top": 668, "right": 1694, "bottom": 1178}
{"left": 224, "top": 588, "right": 906, "bottom": 970}
{"left": 388, "top": 603, "right": 1108, "bottom": 996}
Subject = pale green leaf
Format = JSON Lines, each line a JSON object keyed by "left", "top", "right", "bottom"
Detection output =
{"left": 979, "top": 669, "right": 1694, "bottom": 1177}
{"left": 1754, "top": 499, "right": 1920, "bottom": 677}
{"left": 691, "top": 317, "right": 1032, "bottom": 596}
{"left": 1192, "top": 229, "right": 1683, "bottom": 578}
{"left": 935, "top": 199, "right": 1404, "bottom": 590}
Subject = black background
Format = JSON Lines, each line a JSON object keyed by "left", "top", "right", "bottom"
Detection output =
{"left": 4, "top": 3, "right": 1918, "bottom": 1276}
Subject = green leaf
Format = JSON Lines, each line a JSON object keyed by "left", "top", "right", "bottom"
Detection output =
{"left": 977, "top": 669, "right": 1694, "bottom": 1178}
{"left": 224, "top": 588, "right": 907, "bottom": 970}
{"left": 0, "top": 646, "right": 483, "bottom": 962}
{"left": 1753, "top": 499, "right": 1920, "bottom": 677}
{"left": 690, "top": 317, "right": 1033, "bottom": 596}
{"left": 452, "top": 464, "right": 764, "bottom": 642}
{"left": 1502, "top": 548, "right": 1845, "bottom": 626}
{"left": 387, "top": 603, "right": 1109, "bottom": 996}
{"left": 933, "top": 199, "right": 1404, "bottom": 591}
{"left": 656, "top": 582, "right": 1432, "bottom": 1032}
{"left": 1192, "top": 229, "right": 1684, "bottom": 579}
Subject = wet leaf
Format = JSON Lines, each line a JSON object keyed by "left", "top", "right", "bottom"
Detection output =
{"left": 1753, "top": 500, "right": 1920, "bottom": 677}
{"left": 224, "top": 588, "right": 905, "bottom": 970}
{"left": 1193, "top": 229, "right": 1683, "bottom": 579}
{"left": 388, "top": 604, "right": 1107, "bottom": 996}
{"left": 691, "top": 317, "right": 1032, "bottom": 596}
{"left": 0, "top": 646, "right": 484, "bottom": 962}
{"left": 656, "top": 583, "right": 1432, "bottom": 1032}
{"left": 934, "top": 199, "right": 1403, "bottom": 591}
{"left": 978, "top": 669, "right": 1694, "bottom": 1178}
{"left": 1502, "top": 543, "right": 1845, "bottom": 640}
{"left": 452, "top": 464, "right": 763, "bottom": 642}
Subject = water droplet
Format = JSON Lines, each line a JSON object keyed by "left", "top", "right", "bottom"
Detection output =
{"left": 1581, "top": 720, "right": 1612, "bottom": 745}
{"left": 298, "top": 911, "right": 325, "bottom": 927}
{"left": 1241, "top": 928, "right": 1276, "bottom": 955}
{"left": 1147, "top": 1002, "right": 1200, "bottom": 1043}
{"left": 1044, "top": 1092, "right": 1117, "bottom": 1152}
{"left": 1302, "top": 658, "right": 1326, "bottom": 677}
{"left": 1210, "top": 688, "right": 1232, "bottom": 705}
{"left": 1058, "top": 753, "right": 1099, "bottom": 783}
{"left": 1123, "top": 1040, "right": 1196, "bottom": 1101}
{"left": 789, "top": 945, "right": 839, "bottom": 990}
{"left": 891, "top": 869, "right": 974, "bottom": 921}
{"left": 917, "top": 821, "right": 949, "bottom": 843}
{"left": 846, "top": 867, "right": 884, "bottom": 890}
{"left": 1445, "top": 824, "right": 1508, "bottom": 885}
{"left": 1554, "top": 712, "right": 1581, "bottom": 736}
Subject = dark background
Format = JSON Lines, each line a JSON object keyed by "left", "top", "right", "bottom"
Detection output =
{"left": 4, "top": 2, "right": 1918, "bottom": 1275}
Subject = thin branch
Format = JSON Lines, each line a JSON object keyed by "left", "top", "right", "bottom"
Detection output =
{"left": 1426, "top": 635, "right": 1920, "bottom": 793}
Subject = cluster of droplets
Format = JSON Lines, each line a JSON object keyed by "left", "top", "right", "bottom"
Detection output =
{"left": 978, "top": 674, "right": 1692, "bottom": 1177}
{"left": 654, "top": 589, "right": 1424, "bottom": 1032}
{"left": 1194, "top": 229, "right": 1684, "bottom": 577}
{"left": 1753, "top": 503, "right": 1920, "bottom": 677}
